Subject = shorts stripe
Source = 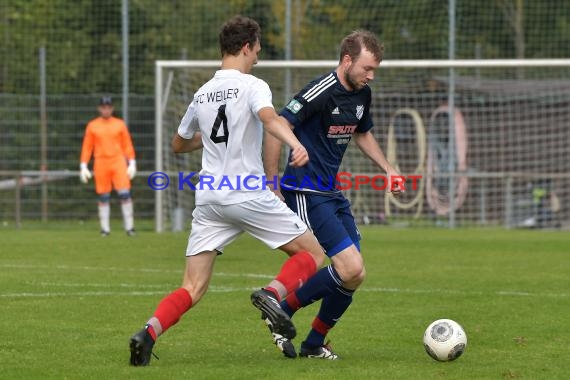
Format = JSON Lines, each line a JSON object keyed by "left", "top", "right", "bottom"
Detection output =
{"left": 295, "top": 193, "right": 312, "bottom": 230}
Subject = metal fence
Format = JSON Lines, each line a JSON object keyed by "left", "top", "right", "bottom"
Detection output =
{"left": 1, "top": 0, "right": 569, "bottom": 228}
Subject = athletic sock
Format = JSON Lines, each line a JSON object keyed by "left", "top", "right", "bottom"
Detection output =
{"left": 269, "top": 251, "right": 317, "bottom": 301}
{"left": 304, "top": 285, "right": 355, "bottom": 348}
{"left": 146, "top": 288, "right": 193, "bottom": 339}
{"left": 121, "top": 199, "right": 134, "bottom": 231}
{"left": 280, "top": 292, "right": 300, "bottom": 316}
{"left": 263, "top": 287, "right": 281, "bottom": 302}
{"left": 281, "top": 265, "right": 342, "bottom": 317}
{"left": 145, "top": 324, "right": 157, "bottom": 341}
{"left": 98, "top": 202, "right": 110, "bottom": 232}
{"left": 304, "top": 317, "right": 332, "bottom": 348}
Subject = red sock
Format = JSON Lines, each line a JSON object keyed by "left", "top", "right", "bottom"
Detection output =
{"left": 285, "top": 292, "right": 302, "bottom": 312}
{"left": 264, "top": 286, "right": 281, "bottom": 301}
{"left": 145, "top": 324, "right": 157, "bottom": 341}
{"left": 153, "top": 288, "right": 193, "bottom": 334}
{"left": 275, "top": 251, "right": 317, "bottom": 296}
{"left": 311, "top": 316, "right": 332, "bottom": 336}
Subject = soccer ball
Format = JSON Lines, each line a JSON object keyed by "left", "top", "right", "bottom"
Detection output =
{"left": 423, "top": 319, "right": 467, "bottom": 361}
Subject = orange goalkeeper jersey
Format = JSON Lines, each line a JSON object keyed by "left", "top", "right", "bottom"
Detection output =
{"left": 80, "top": 116, "right": 135, "bottom": 163}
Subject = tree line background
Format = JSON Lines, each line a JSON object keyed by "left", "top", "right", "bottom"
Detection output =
{"left": 1, "top": 0, "right": 568, "bottom": 95}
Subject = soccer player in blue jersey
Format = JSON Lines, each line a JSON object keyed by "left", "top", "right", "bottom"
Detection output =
{"left": 263, "top": 30, "right": 403, "bottom": 359}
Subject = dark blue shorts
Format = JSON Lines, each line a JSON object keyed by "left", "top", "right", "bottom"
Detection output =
{"left": 282, "top": 190, "right": 361, "bottom": 257}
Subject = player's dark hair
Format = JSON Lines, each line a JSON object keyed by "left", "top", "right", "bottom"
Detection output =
{"left": 219, "top": 16, "right": 261, "bottom": 57}
{"left": 339, "top": 30, "right": 384, "bottom": 63}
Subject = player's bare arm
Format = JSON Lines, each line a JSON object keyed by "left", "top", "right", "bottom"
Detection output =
{"left": 353, "top": 130, "right": 404, "bottom": 195}
{"left": 258, "top": 107, "right": 308, "bottom": 167}
{"left": 172, "top": 132, "right": 203, "bottom": 153}
{"left": 263, "top": 130, "right": 282, "bottom": 195}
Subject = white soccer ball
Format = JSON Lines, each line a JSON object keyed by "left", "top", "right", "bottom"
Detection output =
{"left": 423, "top": 319, "right": 467, "bottom": 361}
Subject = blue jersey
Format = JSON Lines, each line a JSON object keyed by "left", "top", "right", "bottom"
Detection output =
{"left": 280, "top": 71, "right": 374, "bottom": 194}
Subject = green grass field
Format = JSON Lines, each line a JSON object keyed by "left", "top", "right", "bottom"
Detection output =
{"left": 1, "top": 222, "right": 569, "bottom": 379}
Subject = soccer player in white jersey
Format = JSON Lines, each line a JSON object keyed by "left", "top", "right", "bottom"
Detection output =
{"left": 129, "top": 16, "right": 325, "bottom": 366}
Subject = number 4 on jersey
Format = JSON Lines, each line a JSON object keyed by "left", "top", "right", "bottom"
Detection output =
{"left": 210, "top": 104, "right": 229, "bottom": 144}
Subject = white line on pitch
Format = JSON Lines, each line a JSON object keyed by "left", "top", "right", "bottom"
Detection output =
{"left": 0, "top": 291, "right": 170, "bottom": 298}
{"left": 31, "top": 282, "right": 170, "bottom": 288}
{"left": 0, "top": 286, "right": 259, "bottom": 298}
{"left": 1, "top": 286, "right": 567, "bottom": 299}
{"left": 2, "top": 265, "right": 566, "bottom": 298}
{"left": 0, "top": 264, "right": 273, "bottom": 279}
{"left": 361, "top": 287, "right": 568, "bottom": 298}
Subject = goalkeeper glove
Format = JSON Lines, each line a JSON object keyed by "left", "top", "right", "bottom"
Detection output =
{"left": 127, "top": 159, "right": 137, "bottom": 180}
{"left": 79, "top": 163, "right": 92, "bottom": 184}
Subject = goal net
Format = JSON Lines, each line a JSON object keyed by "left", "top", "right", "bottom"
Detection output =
{"left": 155, "top": 60, "right": 570, "bottom": 232}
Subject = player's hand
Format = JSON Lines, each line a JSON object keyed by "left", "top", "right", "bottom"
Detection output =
{"left": 127, "top": 160, "right": 137, "bottom": 180}
{"left": 387, "top": 168, "right": 405, "bottom": 196}
{"left": 289, "top": 145, "right": 309, "bottom": 167}
{"left": 79, "top": 163, "right": 92, "bottom": 184}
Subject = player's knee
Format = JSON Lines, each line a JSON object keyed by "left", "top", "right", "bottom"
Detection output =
{"left": 342, "top": 262, "right": 365, "bottom": 284}
{"left": 334, "top": 251, "right": 365, "bottom": 285}
{"left": 98, "top": 193, "right": 111, "bottom": 203}
{"left": 117, "top": 190, "right": 131, "bottom": 201}
{"left": 338, "top": 266, "right": 365, "bottom": 290}
{"left": 280, "top": 231, "right": 325, "bottom": 265}
{"left": 308, "top": 249, "right": 325, "bottom": 268}
{"left": 354, "top": 265, "right": 366, "bottom": 285}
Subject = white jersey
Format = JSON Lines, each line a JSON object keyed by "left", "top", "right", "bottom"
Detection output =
{"left": 178, "top": 69, "right": 274, "bottom": 205}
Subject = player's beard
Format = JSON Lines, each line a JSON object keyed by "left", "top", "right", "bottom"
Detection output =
{"left": 344, "top": 65, "right": 364, "bottom": 91}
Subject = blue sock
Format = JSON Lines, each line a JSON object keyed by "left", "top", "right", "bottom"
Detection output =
{"left": 304, "top": 286, "right": 355, "bottom": 348}
{"left": 281, "top": 265, "right": 342, "bottom": 317}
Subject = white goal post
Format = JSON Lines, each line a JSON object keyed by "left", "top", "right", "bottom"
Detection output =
{"left": 155, "top": 59, "right": 570, "bottom": 232}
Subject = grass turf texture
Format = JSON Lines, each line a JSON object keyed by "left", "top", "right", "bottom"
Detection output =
{"left": 1, "top": 222, "right": 568, "bottom": 379}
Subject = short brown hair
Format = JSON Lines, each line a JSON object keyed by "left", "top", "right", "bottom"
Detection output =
{"left": 219, "top": 16, "right": 261, "bottom": 57}
{"left": 339, "top": 30, "right": 384, "bottom": 63}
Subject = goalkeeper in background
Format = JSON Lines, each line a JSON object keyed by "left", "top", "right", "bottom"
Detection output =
{"left": 79, "top": 96, "right": 137, "bottom": 237}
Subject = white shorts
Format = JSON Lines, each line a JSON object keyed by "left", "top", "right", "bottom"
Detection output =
{"left": 186, "top": 191, "right": 308, "bottom": 256}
